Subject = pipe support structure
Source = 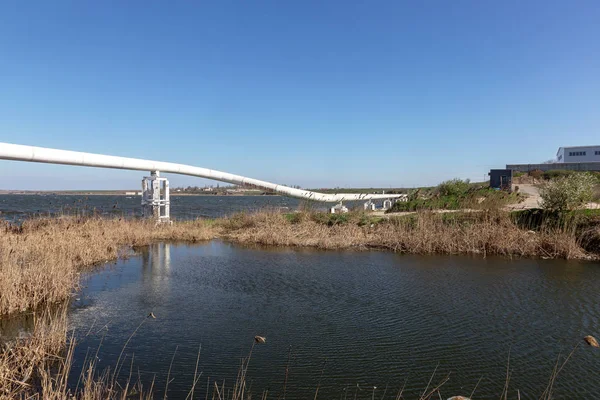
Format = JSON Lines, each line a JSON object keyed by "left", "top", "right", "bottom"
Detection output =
{"left": 0, "top": 143, "right": 407, "bottom": 203}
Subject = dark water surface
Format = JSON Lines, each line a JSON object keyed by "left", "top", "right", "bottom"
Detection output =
{"left": 0, "top": 194, "right": 303, "bottom": 221}
{"left": 64, "top": 242, "right": 600, "bottom": 399}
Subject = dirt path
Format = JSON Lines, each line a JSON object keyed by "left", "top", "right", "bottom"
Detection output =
{"left": 506, "top": 184, "right": 541, "bottom": 210}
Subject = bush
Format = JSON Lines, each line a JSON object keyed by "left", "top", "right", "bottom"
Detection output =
{"left": 285, "top": 212, "right": 304, "bottom": 224}
{"left": 539, "top": 173, "right": 596, "bottom": 211}
{"left": 543, "top": 169, "right": 574, "bottom": 180}
{"left": 310, "top": 212, "right": 330, "bottom": 225}
{"left": 327, "top": 213, "right": 348, "bottom": 226}
{"left": 436, "top": 178, "right": 470, "bottom": 197}
{"left": 529, "top": 169, "right": 544, "bottom": 180}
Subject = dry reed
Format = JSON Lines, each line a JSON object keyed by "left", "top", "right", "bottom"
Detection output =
{"left": 0, "top": 217, "right": 217, "bottom": 316}
{"left": 1, "top": 210, "right": 597, "bottom": 318}
{"left": 217, "top": 210, "right": 591, "bottom": 260}
{"left": 0, "top": 303, "right": 155, "bottom": 399}
{"left": 0, "top": 305, "right": 68, "bottom": 398}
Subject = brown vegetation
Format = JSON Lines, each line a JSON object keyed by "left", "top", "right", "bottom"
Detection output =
{"left": 0, "top": 217, "right": 217, "bottom": 317}
{"left": 0, "top": 304, "right": 156, "bottom": 399}
{"left": 0, "top": 306, "right": 68, "bottom": 398}
{"left": 1, "top": 210, "right": 598, "bottom": 318}
{"left": 220, "top": 210, "right": 591, "bottom": 259}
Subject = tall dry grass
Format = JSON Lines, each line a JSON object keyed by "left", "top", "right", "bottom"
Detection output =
{"left": 0, "top": 305, "right": 68, "bottom": 398}
{"left": 0, "top": 217, "right": 217, "bottom": 316}
{"left": 1, "top": 211, "right": 597, "bottom": 318}
{"left": 218, "top": 210, "right": 591, "bottom": 259}
{"left": 0, "top": 303, "right": 157, "bottom": 399}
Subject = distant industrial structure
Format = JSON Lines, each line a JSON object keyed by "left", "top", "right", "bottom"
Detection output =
{"left": 488, "top": 169, "right": 512, "bottom": 190}
{"left": 556, "top": 145, "right": 600, "bottom": 163}
{"left": 490, "top": 145, "right": 600, "bottom": 189}
{"left": 504, "top": 145, "right": 600, "bottom": 174}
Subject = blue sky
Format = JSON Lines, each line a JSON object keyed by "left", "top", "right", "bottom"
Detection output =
{"left": 1, "top": 1, "right": 599, "bottom": 190}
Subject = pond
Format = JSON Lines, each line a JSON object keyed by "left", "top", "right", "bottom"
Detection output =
{"left": 22, "top": 242, "right": 600, "bottom": 398}
{"left": 0, "top": 194, "right": 303, "bottom": 222}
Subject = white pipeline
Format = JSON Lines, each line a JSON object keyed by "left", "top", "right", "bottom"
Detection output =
{"left": 0, "top": 143, "right": 403, "bottom": 202}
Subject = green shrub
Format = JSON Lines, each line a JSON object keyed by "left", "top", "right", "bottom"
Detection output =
{"left": 308, "top": 212, "right": 350, "bottom": 226}
{"left": 285, "top": 212, "right": 303, "bottom": 224}
{"left": 436, "top": 178, "right": 470, "bottom": 197}
{"left": 310, "top": 212, "right": 330, "bottom": 225}
{"left": 543, "top": 169, "right": 574, "bottom": 180}
{"left": 539, "top": 172, "right": 596, "bottom": 211}
{"left": 327, "top": 213, "right": 348, "bottom": 226}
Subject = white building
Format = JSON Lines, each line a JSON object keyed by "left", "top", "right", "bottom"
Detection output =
{"left": 556, "top": 145, "right": 600, "bottom": 163}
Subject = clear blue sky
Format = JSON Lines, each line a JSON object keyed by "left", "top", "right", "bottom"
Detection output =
{"left": 1, "top": 1, "right": 599, "bottom": 190}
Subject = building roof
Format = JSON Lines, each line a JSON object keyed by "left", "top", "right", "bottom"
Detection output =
{"left": 558, "top": 145, "right": 600, "bottom": 150}
{"left": 557, "top": 145, "right": 600, "bottom": 156}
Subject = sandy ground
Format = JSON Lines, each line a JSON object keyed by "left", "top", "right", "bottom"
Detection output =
{"left": 506, "top": 184, "right": 541, "bottom": 210}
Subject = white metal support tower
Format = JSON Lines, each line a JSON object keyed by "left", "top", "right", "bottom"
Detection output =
{"left": 141, "top": 171, "right": 170, "bottom": 223}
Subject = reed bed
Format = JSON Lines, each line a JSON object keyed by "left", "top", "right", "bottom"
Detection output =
{"left": 1, "top": 210, "right": 597, "bottom": 318}
{"left": 0, "top": 305, "right": 68, "bottom": 398}
{"left": 0, "top": 304, "right": 156, "bottom": 399}
{"left": 218, "top": 210, "right": 592, "bottom": 259}
{"left": 0, "top": 217, "right": 217, "bottom": 316}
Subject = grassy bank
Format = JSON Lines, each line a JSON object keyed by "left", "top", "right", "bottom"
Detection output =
{"left": 222, "top": 210, "right": 591, "bottom": 258}
{"left": 2, "top": 210, "right": 599, "bottom": 317}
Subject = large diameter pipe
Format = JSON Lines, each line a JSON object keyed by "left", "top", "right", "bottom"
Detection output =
{"left": 0, "top": 143, "right": 404, "bottom": 202}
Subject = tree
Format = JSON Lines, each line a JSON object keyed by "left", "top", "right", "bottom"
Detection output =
{"left": 539, "top": 172, "right": 596, "bottom": 211}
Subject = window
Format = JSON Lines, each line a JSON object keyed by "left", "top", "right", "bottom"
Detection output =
{"left": 569, "top": 151, "right": 586, "bottom": 156}
{"left": 596, "top": 151, "right": 600, "bottom": 155}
